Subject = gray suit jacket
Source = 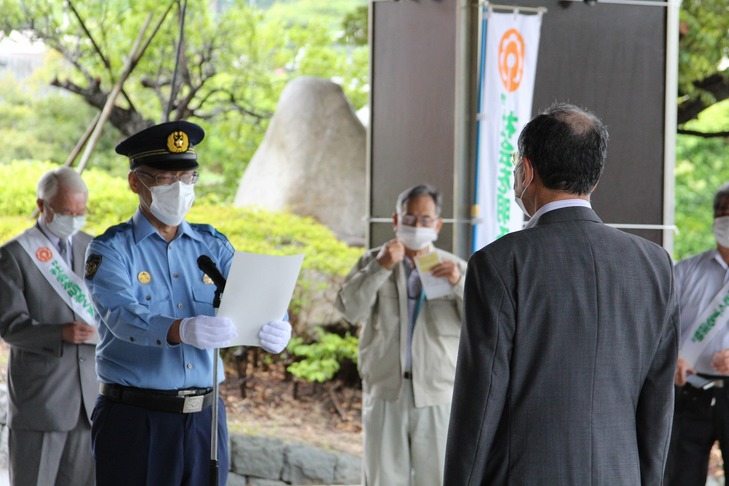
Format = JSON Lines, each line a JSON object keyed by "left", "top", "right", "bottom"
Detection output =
{"left": 0, "top": 229, "right": 97, "bottom": 431}
{"left": 444, "top": 207, "right": 679, "bottom": 485}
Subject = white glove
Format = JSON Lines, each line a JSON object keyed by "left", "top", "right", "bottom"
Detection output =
{"left": 258, "top": 320, "right": 292, "bottom": 354}
{"left": 179, "top": 315, "right": 238, "bottom": 349}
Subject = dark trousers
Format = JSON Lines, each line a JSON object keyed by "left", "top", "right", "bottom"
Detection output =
{"left": 91, "top": 394, "right": 229, "bottom": 486}
{"left": 664, "top": 384, "right": 729, "bottom": 485}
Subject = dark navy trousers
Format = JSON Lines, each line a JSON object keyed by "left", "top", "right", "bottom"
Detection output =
{"left": 91, "top": 395, "right": 229, "bottom": 486}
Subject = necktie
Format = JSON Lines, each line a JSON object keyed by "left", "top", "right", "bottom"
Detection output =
{"left": 58, "top": 239, "right": 69, "bottom": 265}
{"left": 405, "top": 266, "right": 423, "bottom": 373}
{"left": 407, "top": 268, "right": 423, "bottom": 302}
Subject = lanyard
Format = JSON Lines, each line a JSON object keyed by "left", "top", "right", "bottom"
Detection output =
{"left": 412, "top": 290, "right": 426, "bottom": 327}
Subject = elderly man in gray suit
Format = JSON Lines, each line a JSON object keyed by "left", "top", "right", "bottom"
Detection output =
{"left": 0, "top": 167, "right": 96, "bottom": 486}
{"left": 444, "top": 103, "right": 679, "bottom": 485}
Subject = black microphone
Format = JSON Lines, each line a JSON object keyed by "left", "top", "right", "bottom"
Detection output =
{"left": 197, "top": 255, "right": 227, "bottom": 291}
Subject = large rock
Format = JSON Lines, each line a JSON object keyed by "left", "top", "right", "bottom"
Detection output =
{"left": 282, "top": 443, "right": 337, "bottom": 484}
{"left": 333, "top": 453, "right": 361, "bottom": 485}
{"left": 234, "top": 77, "right": 366, "bottom": 246}
{"left": 228, "top": 434, "right": 361, "bottom": 485}
{"left": 230, "top": 435, "right": 286, "bottom": 479}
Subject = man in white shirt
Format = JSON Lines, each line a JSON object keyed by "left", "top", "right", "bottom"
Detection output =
{"left": 665, "top": 183, "right": 729, "bottom": 485}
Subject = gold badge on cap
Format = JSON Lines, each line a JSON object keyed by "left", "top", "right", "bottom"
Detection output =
{"left": 202, "top": 274, "right": 214, "bottom": 285}
{"left": 137, "top": 271, "right": 152, "bottom": 284}
{"left": 167, "top": 130, "right": 189, "bottom": 153}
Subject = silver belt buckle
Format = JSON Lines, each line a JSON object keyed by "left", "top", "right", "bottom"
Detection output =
{"left": 182, "top": 395, "right": 204, "bottom": 413}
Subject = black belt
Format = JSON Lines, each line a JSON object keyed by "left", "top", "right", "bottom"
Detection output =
{"left": 697, "top": 373, "right": 729, "bottom": 389}
{"left": 99, "top": 383, "right": 214, "bottom": 414}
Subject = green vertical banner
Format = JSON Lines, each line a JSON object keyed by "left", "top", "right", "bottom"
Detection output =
{"left": 473, "top": 7, "right": 544, "bottom": 251}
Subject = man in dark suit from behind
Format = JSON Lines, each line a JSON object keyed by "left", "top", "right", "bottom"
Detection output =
{"left": 0, "top": 167, "right": 96, "bottom": 485}
{"left": 444, "top": 103, "right": 679, "bottom": 485}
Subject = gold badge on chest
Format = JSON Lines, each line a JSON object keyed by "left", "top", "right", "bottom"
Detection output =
{"left": 137, "top": 271, "right": 152, "bottom": 284}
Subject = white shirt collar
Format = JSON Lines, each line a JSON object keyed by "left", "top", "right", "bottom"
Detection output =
{"left": 523, "top": 199, "right": 592, "bottom": 229}
{"left": 712, "top": 248, "right": 729, "bottom": 271}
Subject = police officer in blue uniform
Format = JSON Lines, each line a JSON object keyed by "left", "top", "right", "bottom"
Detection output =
{"left": 84, "top": 120, "right": 292, "bottom": 486}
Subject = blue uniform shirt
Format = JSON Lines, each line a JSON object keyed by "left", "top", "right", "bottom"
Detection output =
{"left": 85, "top": 210, "right": 235, "bottom": 390}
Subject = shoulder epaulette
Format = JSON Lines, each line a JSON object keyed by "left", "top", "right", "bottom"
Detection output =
{"left": 93, "top": 221, "right": 133, "bottom": 243}
{"left": 189, "top": 223, "right": 232, "bottom": 245}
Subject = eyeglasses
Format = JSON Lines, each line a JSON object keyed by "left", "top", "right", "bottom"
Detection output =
{"left": 47, "top": 205, "right": 86, "bottom": 217}
{"left": 512, "top": 152, "right": 524, "bottom": 177}
{"left": 135, "top": 170, "right": 199, "bottom": 186}
{"left": 400, "top": 214, "right": 438, "bottom": 227}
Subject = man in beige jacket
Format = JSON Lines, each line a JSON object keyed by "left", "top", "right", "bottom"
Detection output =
{"left": 336, "top": 184, "right": 467, "bottom": 486}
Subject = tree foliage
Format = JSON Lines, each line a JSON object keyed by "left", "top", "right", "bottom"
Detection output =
{"left": 0, "top": 74, "right": 124, "bottom": 175}
{"left": 0, "top": 0, "right": 369, "bottom": 198}
{"left": 673, "top": 1, "right": 729, "bottom": 257}
{"left": 340, "top": 5, "right": 368, "bottom": 47}
{"left": 677, "top": 0, "right": 729, "bottom": 132}
{"left": 673, "top": 101, "right": 729, "bottom": 260}
{"left": 1, "top": 0, "right": 282, "bottom": 131}
{"left": 266, "top": 0, "right": 367, "bottom": 31}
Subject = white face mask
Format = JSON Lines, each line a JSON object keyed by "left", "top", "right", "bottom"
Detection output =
{"left": 514, "top": 161, "right": 533, "bottom": 217}
{"left": 714, "top": 216, "right": 729, "bottom": 248}
{"left": 146, "top": 181, "right": 195, "bottom": 227}
{"left": 47, "top": 213, "right": 86, "bottom": 240}
{"left": 396, "top": 225, "right": 438, "bottom": 251}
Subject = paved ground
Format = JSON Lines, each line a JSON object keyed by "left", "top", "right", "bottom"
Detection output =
{"left": 0, "top": 466, "right": 720, "bottom": 484}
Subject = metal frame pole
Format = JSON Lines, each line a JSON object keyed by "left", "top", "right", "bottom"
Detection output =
{"left": 210, "top": 347, "right": 220, "bottom": 486}
{"left": 210, "top": 285, "right": 223, "bottom": 486}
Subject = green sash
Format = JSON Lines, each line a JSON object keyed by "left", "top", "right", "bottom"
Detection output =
{"left": 680, "top": 277, "right": 729, "bottom": 368}
{"left": 15, "top": 227, "right": 96, "bottom": 326}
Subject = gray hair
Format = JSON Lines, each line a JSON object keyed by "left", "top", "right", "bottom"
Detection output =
{"left": 395, "top": 184, "right": 442, "bottom": 215}
{"left": 37, "top": 167, "right": 88, "bottom": 201}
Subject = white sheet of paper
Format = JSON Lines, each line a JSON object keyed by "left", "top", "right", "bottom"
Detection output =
{"left": 414, "top": 251, "right": 452, "bottom": 300}
{"left": 217, "top": 251, "right": 304, "bottom": 348}
{"left": 83, "top": 328, "right": 99, "bottom": 345}
{"left": 83, "top": 317, "right": 100, "bottom": 345}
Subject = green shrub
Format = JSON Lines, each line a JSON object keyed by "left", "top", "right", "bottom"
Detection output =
{"left": 0, "top": 161, "right": 362, "bottom": 347}
{"left": 188, "top": 202, "right": 360, "bottom": 277}
{"left": 187, "top": 201, "right": 362, "bottom": 333}
{"left": 287, "top": 327, "right": 358, "bottom": 383}
{"left": 0, "top": 160, "right": 57, "bottom": 217}
{"left": 82, "top": 170, "right": 138, "bottom": 233}
{"left": 0, "top": 161, "right": 360, "bottom": 274}
{"left": 0, "top": 216, "right": 33, "bottom": 244}
{"left": 0, "top": 160, "right": 137, "bottom": 234}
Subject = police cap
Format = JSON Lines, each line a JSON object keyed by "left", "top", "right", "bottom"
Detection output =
{"left": 115, "top": 120, "right": 204, "bottom": 171}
